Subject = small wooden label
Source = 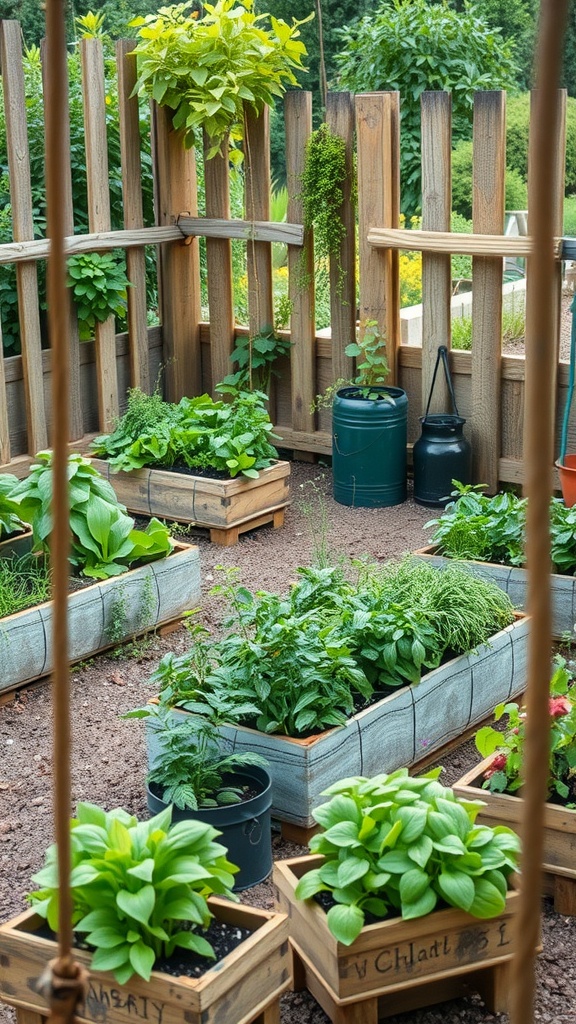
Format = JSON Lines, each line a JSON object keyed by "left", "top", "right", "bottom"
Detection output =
{"left": 82, "top": 979, "right": 166, "bottom": 1024}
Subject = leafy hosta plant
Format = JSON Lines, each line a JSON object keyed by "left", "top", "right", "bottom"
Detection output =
{"left": 11, "top": 452, "right": 172, "bottom": 579}
{"left": 294, "top": 768, "right": 521, "bottom": 945}
{"left": 91, "top": 386, "right": 279, "bottom": 479}
{"left": 27, "top": 802, "right": 239, "bottom": 983}
{"left": 475, "top": 656, "right": 576, "bottom": 805}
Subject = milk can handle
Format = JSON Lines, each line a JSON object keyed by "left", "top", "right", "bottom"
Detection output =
{"left": 423, "top": 345, "right": 461, "bottom": 421}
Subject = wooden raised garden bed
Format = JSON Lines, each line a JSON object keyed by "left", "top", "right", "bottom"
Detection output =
{"left": 0, "top": 536, "right": 201, "bottom": 697}
{"left": 150, "top": 614, "right": 530, "bottom": 832}
{"left": 90, "top": 459, "right": 291, "bottom": 545}
{"left": 415, "top": 544, "right": 573, "bottom": 638}
{"left": 273, "top": 856, "right": 522, "bottom": 1023}
{"left": 453, "top": 756, "right": 576, "bottom": 916}
{"left": 0, "top": 900, "right": 290, "bottom": 1024}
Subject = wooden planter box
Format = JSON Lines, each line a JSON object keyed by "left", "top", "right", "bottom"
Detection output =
{"left": 150, "top": 615, "right": 530, "bottom": 831}
{"left": 454, "top": 757, "right": 576, "bottom": 916}
{"left": 0, "top": 536, "right": 201, "bottom": 697}
{"left": 90, "top": 459, "right": 291, "bottom": 545}
{"left": 273, "top": 856, "right": 521, "bottom": 1022}
{"left": 415, "top": 544, "right": 574, "bottom": 639}
{"left": 0, "top": 900, "right": 290, "bottom": 1024}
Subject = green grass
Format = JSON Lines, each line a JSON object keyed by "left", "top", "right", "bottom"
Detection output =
{"left": 452, "top": 305, "right": 526, "bottom": 351}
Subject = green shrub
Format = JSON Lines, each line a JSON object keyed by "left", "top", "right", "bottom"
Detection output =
{"left": 452, "top": 139, "right": 527, "bottom": 222}
{"left": 564, "top": 194, "right": 576, "bottom": 236}
{"left": 506, "top": 93, "right": 576, "bottom": 194}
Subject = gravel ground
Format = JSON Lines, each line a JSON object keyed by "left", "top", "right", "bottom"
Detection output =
{"left": 1, "top": 462, "right": 575, "bottom": 1024}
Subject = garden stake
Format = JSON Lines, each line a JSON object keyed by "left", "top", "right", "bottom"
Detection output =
{"left": 43, "top": 0, "right": 86, "bottom": 1018}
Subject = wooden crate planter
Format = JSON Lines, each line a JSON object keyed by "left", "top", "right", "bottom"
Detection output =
{"left": 90, "top": 459, "right": 291, "bottom": 545}
{"left": 454, "top": 757, "right": 576, "bottom": 916}
{"left": 415, "top": 544, "right": 574, "bottom": 638}
{"left": 150, "top": 615, "right": 530, "bottom": 830}
{"left": 273, "top": 856, "right": 522, "bottom": 1023}
{"left": 0, "top": 900, "right": 290, "bottom": 1024}
{"left": 0, "top": 537, "right": 201, "bottom": 697}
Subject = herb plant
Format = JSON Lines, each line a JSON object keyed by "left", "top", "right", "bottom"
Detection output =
{"left": 0, "top": 473, "right": 26, "bottom": 539}
{"left": 11, "top": 452, "right": 172, "bottom": 579}
{"left": 67, "top": 252, "right": 131, "bottom": 341}
{"left": 294, "top": 768, "right": 520, "bottom": 945}
{"left": 0, "top": 552, "right": 52, "bottom": 617}
{"left": 27, "top": 801, "right": 239, "bottom": 983}
{"left": 475, "top": 656, "right": 576, "bottom": 805}
{"left": 131, "top": 0, "right": 310, "bottom": 159}
{"left": 426, "top": 481, "right": 576, "bottom": 575}
{"left": 91, "top": 386, "right": 279, "bottom": 479}
{"left": 140, "top": 707, "right": 267, "bottom": 811}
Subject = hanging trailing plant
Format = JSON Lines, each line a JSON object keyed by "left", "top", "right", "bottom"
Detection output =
{"left": 130, "top": 0, "right": 311, "bottom": 161}
{"left": 300, "top": 122, "right": 349, "bottom": 288}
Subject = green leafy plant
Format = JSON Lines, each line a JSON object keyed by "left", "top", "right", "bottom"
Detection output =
{"left": 0, "top": 473, "right": 26, "bottom": 539}
{"left": 222, "top": 327, "right": 292, "bottom": 394}
{"left": 426, "top": 481, "right": 576, "bottom": 575}
{"left": 300, "top": 123, "right": 349, "bottom": 289}
{"left": 0, "top": 552, "right": 52, "bottom": 618}
{"left": 130, "top": 0, "right": 311, "bottom": 159}
{"left": 67, "top": 251, "right": 131, "bottom": 341}
{"left": 451, "top": 305, "right": 526, "bottom": 352}
{"left": 11, "top": 452, "right": 172, "bottom": 579}
{"left": 475, "top": 656, "right": 576, "bottom": 805}
{"left": 294, "top": 768, "right": 521, "bottom": 944}
{"left": 312, "top": 321, "right": 391, "bottom": 410}
{"left": 140, "top": 706, "right": 267, "bottom": 811}
{"left": 92, "top": 386, "right": 279, "bottom": 479}
{"left": 27, "top": 801, "right": 239, "bottom": 983}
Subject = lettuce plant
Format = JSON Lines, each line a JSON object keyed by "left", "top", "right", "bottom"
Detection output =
{"left": 27, "top": 802, "right": 239, "bottom": 983}
{"left": 294, "top": 768, "right": 520, "bottom": 945}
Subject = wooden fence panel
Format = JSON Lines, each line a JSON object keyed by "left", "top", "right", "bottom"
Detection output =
{"left": 80, "top": 37, "right": 119, "bottom": 431}
{"left": 326, "top": 92, "right": 356, "bottom": 383}
{"left": 285, "top": 91, "right": 315, "bottom": 437}
{"left": 0, "top": 319, "right": 9, "bottom": 464}
{"left": 356, "top": 91, "right": 400, "bottom": 384}
{"left": 421, "top": 91, "right": 452, "bottom": 415}
{"left": 40, "top": 36, "right": 83, "bottom": 441}
{"left": 0, "top": 21, "right": 47, "bottom": 456}
{"left": 471, "top": 91, "right": 506, "bottom": 491}
{"left": 117, "top": 39, "right": 150, "bottom": 394}
{"left": 152, "top": 104, "right": 201, "bottom": 401}
{"left": 204, "top": 137, "right": 235, "bottom": 394}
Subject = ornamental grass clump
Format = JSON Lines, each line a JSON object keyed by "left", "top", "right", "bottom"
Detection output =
{"left": 27, "top": 801, "right": 239, "bottom": 983}
{"left": 294, "top": 768, "right": 520, "bottom": 945}
{"left": 475, "top": 656, "right": 576, "bottom": 805}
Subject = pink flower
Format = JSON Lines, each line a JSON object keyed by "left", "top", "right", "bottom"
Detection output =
{"left": 549, "top": 696, "right": 572, "bottom": 718}
{"left": 484, "top": 752, "right": 507, "bottom": 779}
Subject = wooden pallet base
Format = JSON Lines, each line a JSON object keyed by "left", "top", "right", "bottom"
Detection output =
{"left": 209, "top": 507, "right": 285, "bottom": 546}
{"left": 278, "top": 819, "right": 319, "bottom": 847}
{"left": 10, "top": 999, "right": 282, "bottom": 1024}
{"left": 290, "top": 941, "right": 509, "bottom": 1023}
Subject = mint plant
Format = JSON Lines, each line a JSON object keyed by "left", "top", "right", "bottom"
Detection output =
{"left": 294, "top": 768, "right": 521, "bottom": 945}
{"left": 11, "top": 452, "right": 172, "bottom": 579}
{"left": 27, "top": 801, "right": 239, "bottom": 983}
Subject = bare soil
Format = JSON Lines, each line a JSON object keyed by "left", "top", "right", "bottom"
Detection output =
{"left": 1, "top": 471, "right": 575, "bottom": 1022}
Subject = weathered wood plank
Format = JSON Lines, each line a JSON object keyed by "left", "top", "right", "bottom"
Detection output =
{"left": 203, "top": 135, "right": 235, "bottom": 393}
{"left": 152, "top": 104, "right": 202, "bottom": 400}
{"left": 421, "top": 91, "right": 452, "bottom": 413}
{"left": 285, "top": 91, "right": 315, "bottom": 433}
{"left": 80, "top": 37, "right": 119, "bottom": 430}
{"left": 40, "top": 34, "right": 83, "bottom": 440}
{"left": 0, "top": 318, "right": 10, "bottom": 464}
{"left": 356, "top": 92, "right": 401, "bottom": 384}
{"left": 0, "top": 20, "right": 47, "bottom": 455}
{"left": 369, "top": 228, "right": 558, "bottom": 257}
{"left": 326, "top": 92, "right": 356, "bottom": 383}
{"left": 117, "top": 39, "right": 150, "bottom": 393}
{"left": 471, "top": 91, "right": 506, "bottom": 491}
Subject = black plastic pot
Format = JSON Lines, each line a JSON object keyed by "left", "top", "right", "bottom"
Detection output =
{"left": 146, "top": 764, "right": 273, "bottom": 891}
{"left": 332, "top": 386, "right": 408, "bottom": 507}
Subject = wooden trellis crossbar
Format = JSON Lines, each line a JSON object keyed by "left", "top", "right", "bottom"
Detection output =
{"left": 368, "top": 226, "right": 563, "bottom": 258}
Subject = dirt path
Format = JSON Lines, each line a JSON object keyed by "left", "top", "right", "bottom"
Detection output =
{"left": 0, "top": 464, "right": 574, "bottom": 1024}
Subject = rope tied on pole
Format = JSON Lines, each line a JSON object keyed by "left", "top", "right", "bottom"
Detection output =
{"left": 36, "top": 959, "right": 89, "bottom": 1024}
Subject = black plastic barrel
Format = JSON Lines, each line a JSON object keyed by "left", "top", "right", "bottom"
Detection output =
{"left": 332, "top": 386, "right": 408, "bottom": 507}
{"left": 413, "top": 414, "right": 472, "bottom": 507}
{"left": 146, "top": 764, "right": 273, "bottom": 891}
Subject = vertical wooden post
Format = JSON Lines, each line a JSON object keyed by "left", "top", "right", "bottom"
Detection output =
{"left": 153, "top": 105, "right": 201, "bottom": 402}
{"left": 421, "top": 91, "right": 452, "bottom": 414}
{"left": 244, "top": 107, "right": 275, "bottom": 411}
{"left": 117, "top": 39, "right": 150, "bottom": 394}
{"left": 355, "top": 92, "right": 400, "bottom": 385}
{"left": 326, "top": 91, "right": 356, "bottom": 383}
{"left": 471, "top": 91, "right": 506, "bottom": 492}
{"left": 0, "top": 21, "right": 47, "bottom": 455}
{"left": 80, "top": 37, "right": 119, "bottom": 431}
{"left": 40, "top": 36, "right": 83, "bottom": 441}
{"left": 285, "top": 91, "right": 315, "bottom": 433}
{"left": 0, "top": 318, "right": 9, "bottom": 464}
{"left": 204, "top": 136, "right": 235, "bottom": 394}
